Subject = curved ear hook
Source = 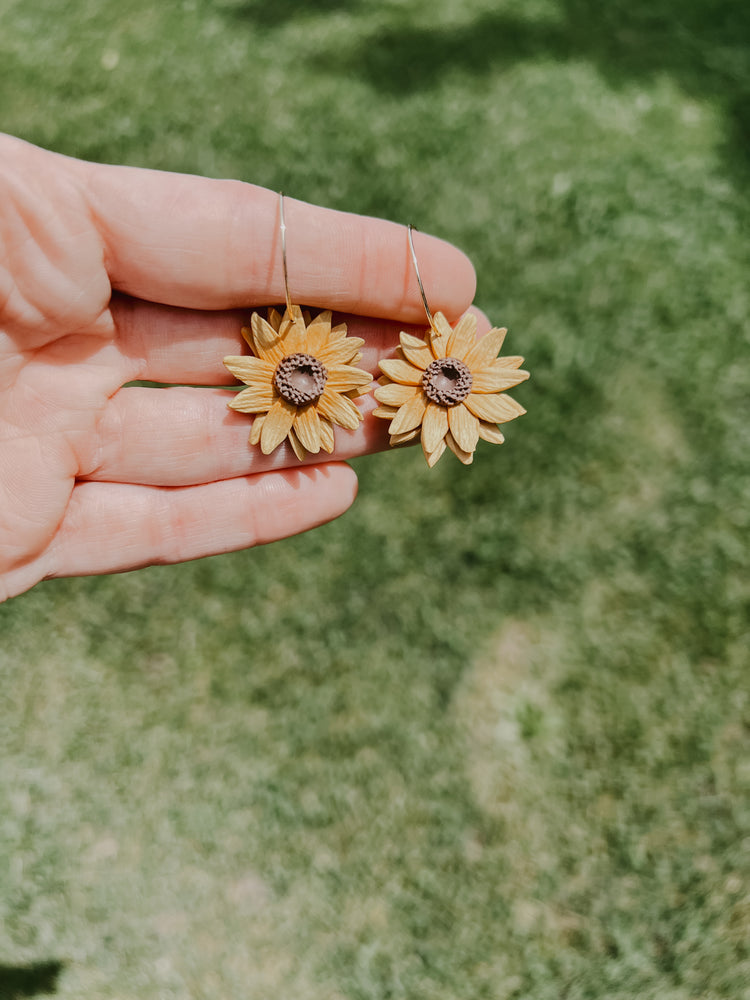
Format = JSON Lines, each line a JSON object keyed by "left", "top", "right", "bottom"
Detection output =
{"left": 407, "top": 223, "right": 435, "bottom": 331}
{"left": 278, "top": 191, "right": 293, "bottom": 315}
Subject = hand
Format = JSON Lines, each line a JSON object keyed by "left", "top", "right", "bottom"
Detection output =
{"left": 0, "top": 135, "right": 476, "bottom": 601}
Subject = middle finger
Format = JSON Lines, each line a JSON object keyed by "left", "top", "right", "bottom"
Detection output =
{"left": 111, "top": 294, "right": 421, "bottom": 385}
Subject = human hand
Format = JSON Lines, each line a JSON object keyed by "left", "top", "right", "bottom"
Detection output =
{"left": 0, "top": 135, "right": 476, "bottom": 601}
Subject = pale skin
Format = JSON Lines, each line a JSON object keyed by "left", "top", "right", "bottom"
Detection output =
{"left": 0, "top": 134, "right": 481, "bottom": 602}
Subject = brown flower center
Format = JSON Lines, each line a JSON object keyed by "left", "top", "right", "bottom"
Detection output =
{"left": 273, "top": 352, "right": 328, "bottom": 406}
{"left": 421, "top": 357, "right": 473, "bottom": 407}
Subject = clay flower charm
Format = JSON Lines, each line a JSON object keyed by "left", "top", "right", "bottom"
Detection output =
{"left": 373, "top": 311, "right": 529, "bottom": 466}
{"left": 224, "top": 305, "right": 372, "bottom": 461}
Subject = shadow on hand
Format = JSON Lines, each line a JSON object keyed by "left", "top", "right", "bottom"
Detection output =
{"left": 0, "top": 961, "right": 63, "bottom": 999}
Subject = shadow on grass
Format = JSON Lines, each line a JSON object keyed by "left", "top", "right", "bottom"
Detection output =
{"left": 338, "top": 0, "right": 750, "bottom": 175}
{"left": 0, "top": 962, "right": 63, "bottom": 999}
{"left": 224, "top": 0, "right": 363, "bottom": 30}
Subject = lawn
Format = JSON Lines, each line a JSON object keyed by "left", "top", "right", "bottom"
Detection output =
{"left": 1, "top": 0, "right": 749, "bottom": 997}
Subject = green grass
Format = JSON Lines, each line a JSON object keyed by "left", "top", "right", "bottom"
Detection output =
{"left": 1, "top": 0, "right": 749, "bottom": 997}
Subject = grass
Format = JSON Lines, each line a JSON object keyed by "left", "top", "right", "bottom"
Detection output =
{"left": 1, "top": 0, "right": 749, "bottom": 997}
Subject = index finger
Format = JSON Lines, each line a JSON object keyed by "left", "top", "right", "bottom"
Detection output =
{"left": 74, "top": 157, "right": 477, "bottom": 321}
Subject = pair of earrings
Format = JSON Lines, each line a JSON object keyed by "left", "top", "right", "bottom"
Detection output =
{"left": 223, "top": 195, "right": 529, "bottom": 466}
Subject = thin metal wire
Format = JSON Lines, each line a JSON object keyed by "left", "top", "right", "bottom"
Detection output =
{"left": 407, "top": 224, "right": 434, "bottom": 330}
{"left": 279, "top": 191, "right": 293, "bottom": 314}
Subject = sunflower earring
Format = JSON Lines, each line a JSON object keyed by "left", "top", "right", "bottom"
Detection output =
{"left": 223, "top": 193, "right": 372, "bottom": 461}
{"left": 373, "top": 225, "right": 530, "bottom": 467}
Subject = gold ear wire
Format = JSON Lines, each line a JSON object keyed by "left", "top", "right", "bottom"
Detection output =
{"left": 278, "top": 191, "right": 293, "bottom": 316}
{"left": 407, "top": 224, "right": 435, "bottom": 332}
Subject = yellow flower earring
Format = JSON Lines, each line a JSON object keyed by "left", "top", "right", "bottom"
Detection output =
{"left": 224, "top": 194, "right": 372, "bottom": 461}
{"left": 373, "top": 225, "right": 529, "bottom": 467}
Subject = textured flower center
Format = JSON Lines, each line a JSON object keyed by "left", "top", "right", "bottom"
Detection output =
{"left": 421, "top": 357, "right": 473, "bottom": 407}
{"left": 273, "top": 352, "right": 328, "bottom": 406}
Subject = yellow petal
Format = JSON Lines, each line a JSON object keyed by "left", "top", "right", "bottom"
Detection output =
{"left": 284, "top": 304, "right": 304, "bottom": 326}
{"left": 464, "top": 392, "right": 526, "bottom": 423}
{"left": 282, "top": 311, "right": 307, "bottom": 354}
{"left": 241, "top": 326, "right": 255, "bottom": 351}
{"left": 327, "top": 364, "right": 373, "bottom": 392}
{"left": 378, "top": 358, "right": 423, "bottom": 385}
{"left": 304, "top": 310, "right": 334, "bottom": 354}
{"left": 251, "top": 312, "right": 285, "bottom": 364}
{"left": 429, "top": 312, "right": 453, "bottom": 359}
{"left": 425, "top": 438, "right": 447, "bottom": 467}
{"left": 317, "top": 386, "right": 362, "bottom": 430}
{"left": 293, "top": 404, "right": 322, "bottom": 454}
{"left": 448, "top": 404, "right": 480, "bottom": 453}
{"left": 446, "top": 432, "right": 474, "bottom": 465}
{"left": 389, "top": 391, "right": 427, "bottom": 434}
{"left": 287, "top": 427, "right": 306, "bottom": 462}
{"left": 276, "top": 310, "right": 295, "bottom": 341}
{"left": 374, "top": 382, "right": 419, "bottom": 407}
{"left": 223, "top": 355, "right": 276, "bottom": 384}
{"left": 446, "top": 312, "right": 478, "bottom": 360}
{"left": 470, "top": 368, "right": 530, "bottom": 393}
{"left": 317, "top": 338, "right": 365, "bottom": 366}
{"left": 319, "top": 417, "right": 335, "bottom": 453}
{"left": 399, "top": 332, "right": 433, "bottom": 370}
{"left": 228, "top": 385, "right": 275, "bottom": 413}
{"left": 248, "top": 413, "right": 266, "bottom": 446}
{"left": 389, "top": 427, "right": 421, "bottom": 446}
{"left": 373, "top": 405, "right": 399, "bottom": 421}
{"left": 421, "top": 402, "right": 449, "bottom": 454}
{"left": 267, "top": 307, "right": 283, "bottom": 333}
{"left": 490, "top": 355, "right": 526, "bottom": 370}
{"left": 260, "top": 398, "right": 297, "bottom": 454}
{"left": 433, "top": 312, "right": 453, "bottom": 338}
{"left": 463, "top": 326, "right": 507, "bottom": 370}
{"left": 349, "top": 383, "right": 372, "bottom": 398}
{"left": 478, "top": 421, "right": 505, "bottom": 445}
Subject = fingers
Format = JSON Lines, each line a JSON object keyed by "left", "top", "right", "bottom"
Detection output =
{"left": 84, "top": 388, "right": 387, "bottom": 486}
{"left": 43, "top": 464, "right": 358, "bottom": 580}
{"left": 76, "top": 155, "right": 476, "bottom": 320}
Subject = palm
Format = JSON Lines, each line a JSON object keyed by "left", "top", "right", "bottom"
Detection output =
{"left": 0, "top": 135, "right": 476, "bottom": 600}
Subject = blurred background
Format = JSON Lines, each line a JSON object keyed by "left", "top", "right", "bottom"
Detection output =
{"left": 1, "top": 0, "right": 749, "bottom": 997}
